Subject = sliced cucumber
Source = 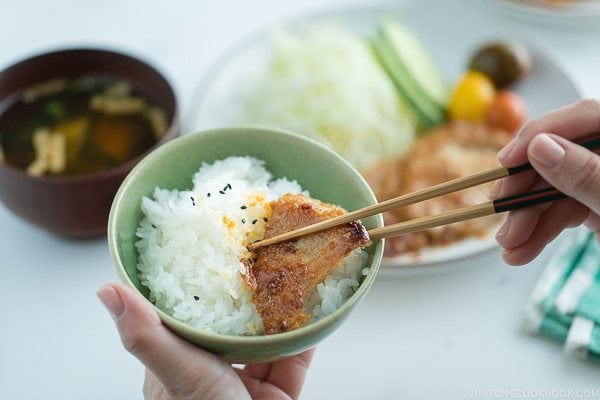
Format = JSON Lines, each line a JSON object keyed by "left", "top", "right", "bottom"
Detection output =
{"left": 371, "top": 19, "right": 448, "bottom": 131}
{"left": 370, "top": 36, "right": 442, "bottom": 130}
{"left": 380, "top": 20, "right": 448, "bottom": 107}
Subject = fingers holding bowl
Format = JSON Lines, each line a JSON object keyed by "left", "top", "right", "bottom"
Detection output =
{"left": 97, "top": 283, "right": 232, "bottom": 397}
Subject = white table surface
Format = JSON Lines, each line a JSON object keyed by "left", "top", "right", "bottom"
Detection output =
{"left": 1, "top": 1, "right": 599, "bottom": 399}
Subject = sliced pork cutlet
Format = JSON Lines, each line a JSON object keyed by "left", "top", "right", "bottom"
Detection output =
{"left": 250, "top": 193, "right": 370, "bottom": 334}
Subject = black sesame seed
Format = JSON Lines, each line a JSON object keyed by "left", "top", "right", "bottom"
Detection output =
{"left": 226, "top": 183, "right": 232, "bottom": 190}
{"left": 151, "top": 224, "right": 157, "bottom": 229}
{"left": 219, "top": 190, "right": 225, "bottom": 195}
{"left": 240, "top": 205, "right": 247, "bottom": 210}
{"left": 207, "top": 192, "right": 211, "bottom": 197}
{"left": 241, "top": 218, "right": 246, "bottom": 224}
{"left": 263, "top": 217, "right": 268, "bottom": 222}
{"left": 193, "top": 295, "right": 199, "bottom": 301}
{"left": 252, "top": 219, "right": 257, "bottom": 225}
{"left": 190, "top": 196, "right": 196, "bottom": 206}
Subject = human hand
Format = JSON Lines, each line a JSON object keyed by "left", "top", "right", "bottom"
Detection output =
{"left": 488, "top": 98, "right": 600, "bottom": 265}
{"left": 97, "top": 283, "right": 315, "bottom": 400}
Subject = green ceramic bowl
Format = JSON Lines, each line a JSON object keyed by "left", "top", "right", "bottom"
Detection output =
{"left": 108, "top": 126, "right": 384, "bottom": 363}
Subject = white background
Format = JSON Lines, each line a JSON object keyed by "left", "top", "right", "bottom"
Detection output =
{"left": 1, "top": 1, "right": 599, "bottom": 399}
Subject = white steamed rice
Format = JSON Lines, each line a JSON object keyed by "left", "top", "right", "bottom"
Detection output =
{"left": 135, "top": 156, "right": 368, "bottom": 335}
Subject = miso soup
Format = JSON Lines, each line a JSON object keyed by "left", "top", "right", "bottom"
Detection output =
{"left": 0, "top": 76, "right": 167, "bottom": 176}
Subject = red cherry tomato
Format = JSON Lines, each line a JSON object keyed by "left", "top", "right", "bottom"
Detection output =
{"left": 485, "top": 90, "right": 527, "bottom": 134}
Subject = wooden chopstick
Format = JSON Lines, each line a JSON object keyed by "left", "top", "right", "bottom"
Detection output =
{"left": 248, "top": 133, "right": 600, "bottom": 250}
{"left": 368, "top": 186, "right": 565, "bottom": 241}
{"left": 249, "top": 165, "right": 509, "bottom": 249}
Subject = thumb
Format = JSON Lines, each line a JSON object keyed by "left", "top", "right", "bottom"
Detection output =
{"left": 528, "top": 133, "right": 600, "bottom": 215}
{"left": 97, "top": 283, "right": 231, "bottom": 396}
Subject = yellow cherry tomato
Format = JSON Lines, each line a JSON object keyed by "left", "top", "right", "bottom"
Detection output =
{"left": 448, "top": 71, "right": 496, "bottom": 122}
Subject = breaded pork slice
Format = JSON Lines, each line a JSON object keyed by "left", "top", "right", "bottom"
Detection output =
{"left": 250, "top": 193, "right": 369, "bottom": 334}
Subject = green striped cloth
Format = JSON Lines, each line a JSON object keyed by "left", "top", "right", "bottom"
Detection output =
{"left": 523, "top": 229, "right": 600, "bottom": 361}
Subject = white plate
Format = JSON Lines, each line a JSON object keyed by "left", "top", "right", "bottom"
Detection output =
{"left": 187, "top": 2, "right": 582, "bottom": 274}
{"left": 379, "top": 222, "right": 504, "bottom": 276}
{"left": 478, "top": 0, "right": 600, "bottom": 27}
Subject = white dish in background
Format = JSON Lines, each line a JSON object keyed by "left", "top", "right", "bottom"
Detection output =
{"left": 478, "top": 0, "right": 600, "bottom": 27}
{"left": 187, "top": 4, "right": 581, "bottom": 275}
{"left": 379, "top": 223, "right": 503, "bottom": 276}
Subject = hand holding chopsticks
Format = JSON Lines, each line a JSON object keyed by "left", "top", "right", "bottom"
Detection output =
{"left": 249, "top": 133, "right": 600, "bottom": 250}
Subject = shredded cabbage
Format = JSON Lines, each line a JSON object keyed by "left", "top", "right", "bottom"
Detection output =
{"left": 242, "top": 25, "right": 415, "bottom": 171}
